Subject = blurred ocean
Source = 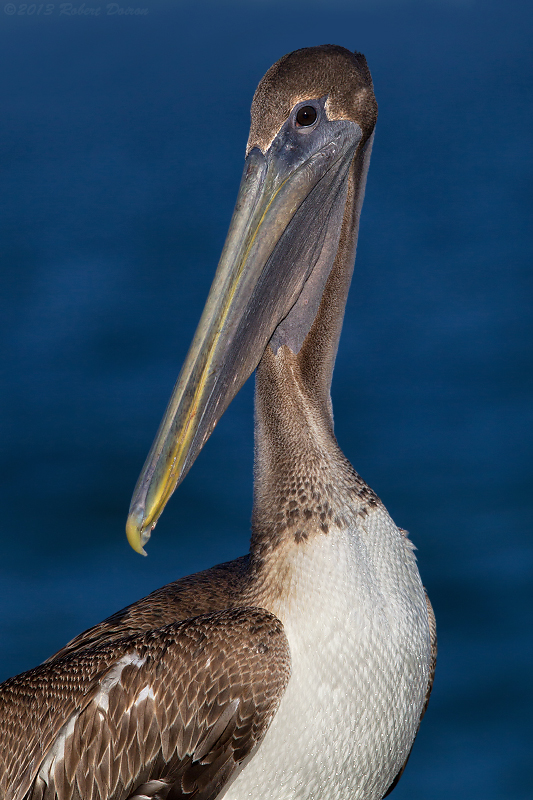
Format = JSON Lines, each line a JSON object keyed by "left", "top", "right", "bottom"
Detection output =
{"left": 0, "top": 1, "right": 531, "bottom": 797}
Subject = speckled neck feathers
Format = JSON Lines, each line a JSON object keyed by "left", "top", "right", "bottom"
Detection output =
{"left": 250, "top": 153, "right": 377, "bottom": 570}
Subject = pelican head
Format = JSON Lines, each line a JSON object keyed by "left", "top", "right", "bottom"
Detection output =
{"left": 126, "top": 45, "right": 378, "bottom": 554}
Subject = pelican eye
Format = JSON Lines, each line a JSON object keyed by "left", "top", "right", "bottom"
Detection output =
{"left": 295, "top": 105, "right": 318, "bottom": 127}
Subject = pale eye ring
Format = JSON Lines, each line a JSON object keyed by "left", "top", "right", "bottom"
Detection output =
{"left": 296, "top": 105, "right": 318, "bottom": 127}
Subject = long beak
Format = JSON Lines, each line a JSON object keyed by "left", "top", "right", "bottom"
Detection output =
{"left": 126, "top": 119, "right": 361, "bottom": 553}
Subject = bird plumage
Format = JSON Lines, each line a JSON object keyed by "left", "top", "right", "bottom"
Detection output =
{"left": 0, "top": 45, "right": 436, "bottom": 800}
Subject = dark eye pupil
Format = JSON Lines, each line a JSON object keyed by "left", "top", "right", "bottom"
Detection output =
{"left": 296, "top": 106, "right": 317, "bottom": 127}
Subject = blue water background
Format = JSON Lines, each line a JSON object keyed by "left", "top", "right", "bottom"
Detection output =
{"left": 0, "top": 1, "right": 532, "bottom": 797}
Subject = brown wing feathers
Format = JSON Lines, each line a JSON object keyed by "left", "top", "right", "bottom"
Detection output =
{"left": 0, "top": 607, "right": 290, "bottom": 800}
{"left": 46, "top": 558, "right": 251, "bottom": 663}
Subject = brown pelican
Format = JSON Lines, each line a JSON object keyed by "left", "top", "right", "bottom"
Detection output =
{"left": 0, "top": 45, "right": 436, "bottom": 800}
